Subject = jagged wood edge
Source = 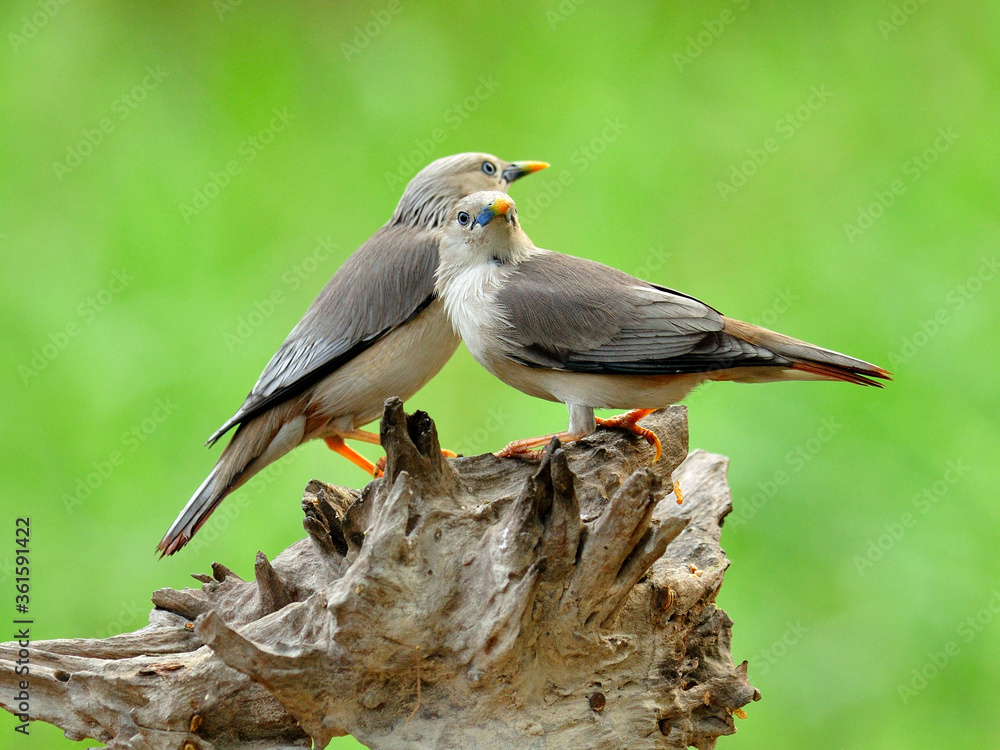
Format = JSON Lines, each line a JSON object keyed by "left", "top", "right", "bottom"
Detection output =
{"left": 0, "top": 402, "right": 757, "bottom": 750}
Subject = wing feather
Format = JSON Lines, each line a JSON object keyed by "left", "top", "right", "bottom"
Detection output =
{"left": 208, "top": 226, "right": 440, "bottom": 444}
{"left": 495, "top": 253, "right": 790, "bottom": 376}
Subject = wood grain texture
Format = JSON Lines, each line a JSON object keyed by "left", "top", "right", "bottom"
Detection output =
{"left": 1, "top": 400, "right": 758, "bottom": 749}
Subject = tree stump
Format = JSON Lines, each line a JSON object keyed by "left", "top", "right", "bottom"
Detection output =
{"left": 1, "top": 400, "right": 759, "bottom": 749}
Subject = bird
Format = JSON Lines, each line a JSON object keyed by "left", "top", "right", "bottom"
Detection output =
{"left": 158, "top": 155, "right": 548, "bottom": 555}
{"left": 434, "top": 191, "right": 891, "bottom": 460}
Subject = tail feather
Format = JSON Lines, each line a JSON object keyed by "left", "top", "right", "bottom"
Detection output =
{"left": 721, "top": 317, "right": 892, "bottom": 387}
{"left": 159, "top": 409, "right": 307, "bottom": 557}
{"left": 789, "top": 359, "right": 890, "bottom": 387}
{"left": 157, "top": 464, "right": 239, "bottom": 557}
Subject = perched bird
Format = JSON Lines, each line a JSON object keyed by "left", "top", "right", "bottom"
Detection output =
{"left": 435, "top": 191, "right": 891, "bottom": 458}
{"left": 158, "top": 156, "right": 548, "bottom": 555}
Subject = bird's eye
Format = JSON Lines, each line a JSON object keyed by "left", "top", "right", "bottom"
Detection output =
{"left": 481, "top": 161, "right": 497, "bottom": 176}
{"left": 457, "top": 211, "right": 470, "bottom": 226}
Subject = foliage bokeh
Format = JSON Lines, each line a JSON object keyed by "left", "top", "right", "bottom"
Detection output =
{"left": 2, "top": 2, "right": 997, "bottom": 747}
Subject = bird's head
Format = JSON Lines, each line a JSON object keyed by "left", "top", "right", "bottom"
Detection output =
{"left": 392, "top": 153, "right": 547, "bottom": 228}
{"left": 439, "top": 190, "right": 533, "bottom": 268}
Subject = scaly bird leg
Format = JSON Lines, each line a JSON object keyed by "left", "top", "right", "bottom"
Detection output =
{"left": 595, "top": 409, "right": 661, "bottom": 461}
{"left": 339, "top": 429, "right": 381, "bottom": 445}
{"left": 341, "top": 429, "right": 457, "bottom": 458}
{"left": 496, "top": 431, "right": 589, "bottom": 458}
{"left": 324, "top": 435, "right": 378, "bottom": 476}
{"left": 596, "top": 410, "right": 678, "bottom": 500}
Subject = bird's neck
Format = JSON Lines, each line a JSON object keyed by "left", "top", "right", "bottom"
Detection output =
{"left": 435, "top": 228, "right": 531, "bottom": 304}
{"left": 483, "top": 226, "right": 535, "bottom": 265}
{"left": 438, "top": 226, "right": 534, "bottom": 276}
{"left": 390, "top": 192, "right": 454, "bottom": 229}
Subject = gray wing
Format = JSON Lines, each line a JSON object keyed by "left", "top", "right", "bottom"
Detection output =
{"left": 208, "top": 225, "right": 441, "bottom": 444}
{"left": 495, "top": 252, "right": 789, "bottom": 375}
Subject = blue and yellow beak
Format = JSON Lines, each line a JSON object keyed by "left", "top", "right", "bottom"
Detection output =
{"left": 476, "top": 196, "right": 514, "bottom": 227}
{"left": 501, "top": 160, "right": 549, "bottom": 183}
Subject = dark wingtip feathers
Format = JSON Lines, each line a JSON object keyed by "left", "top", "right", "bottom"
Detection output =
{"left": 156, "top": 532, "right": 190, "bottom": 558}
{"left": 791, "top": 359, "right": 893, "bottom": 387}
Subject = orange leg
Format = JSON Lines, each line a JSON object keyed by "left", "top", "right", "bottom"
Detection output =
{"left": 324, "top": 435, "right": 378, "bottom": 476}
{"left": 339, "top": 429, "right": 381, "bottom": 445}
{"left": 496, "top": 430, "right": 589, "bottom": 458}
{"left": 595, "top": 409, "right": 661, "bottom": 461}
{"left": 330, "top": 431, "right": 455, "bottom": 478}
{"left": 341, "top": 429, "right": 457, "bottom": 458}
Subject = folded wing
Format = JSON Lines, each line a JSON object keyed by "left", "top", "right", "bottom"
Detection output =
{"left": 495, "top": 252, "right": 889, "bottom": 385}
{"left": 208, "top": 226, "right": 441, "bottom": 444}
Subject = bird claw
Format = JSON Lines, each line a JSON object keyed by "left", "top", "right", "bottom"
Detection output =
{"left": 595, "top": 409, "right": 662, "bottom": 461}
{"left": 496, "top": 444, "right": 544, "bottom": 460}
{"left": 496, "top": 431, "right": 581, "bottom": 459}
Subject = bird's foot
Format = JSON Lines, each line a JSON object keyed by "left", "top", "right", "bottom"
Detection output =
{"left": 595, "top": 409, "right": 661, "bottom": 461}
{"left": 496, "top": 431, "right": 587, "bottom": 459}
{"left": 673, "top": 479, "right": 684, "bottom": 505}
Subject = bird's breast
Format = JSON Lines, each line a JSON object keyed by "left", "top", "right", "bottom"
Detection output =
{"left": 305, "top": 299, "right": 461, "bottom": 433}
{"left": 438, "top": 262, "right": 510, "bottom": 362}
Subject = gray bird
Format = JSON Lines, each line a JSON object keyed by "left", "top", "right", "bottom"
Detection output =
{"left": 435, "top": 192, "right": 890, "bottom": 459}
{"left": 158, "top": 156, "right": 548, "bottom": 555}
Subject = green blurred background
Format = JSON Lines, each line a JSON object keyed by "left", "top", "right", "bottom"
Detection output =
{"left": 2, "top": 1, "right": 997, "bottom": 747}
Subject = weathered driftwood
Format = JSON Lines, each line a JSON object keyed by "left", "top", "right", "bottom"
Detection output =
{"left": 1, "top": 400, "right": 758, "bottom": 749}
